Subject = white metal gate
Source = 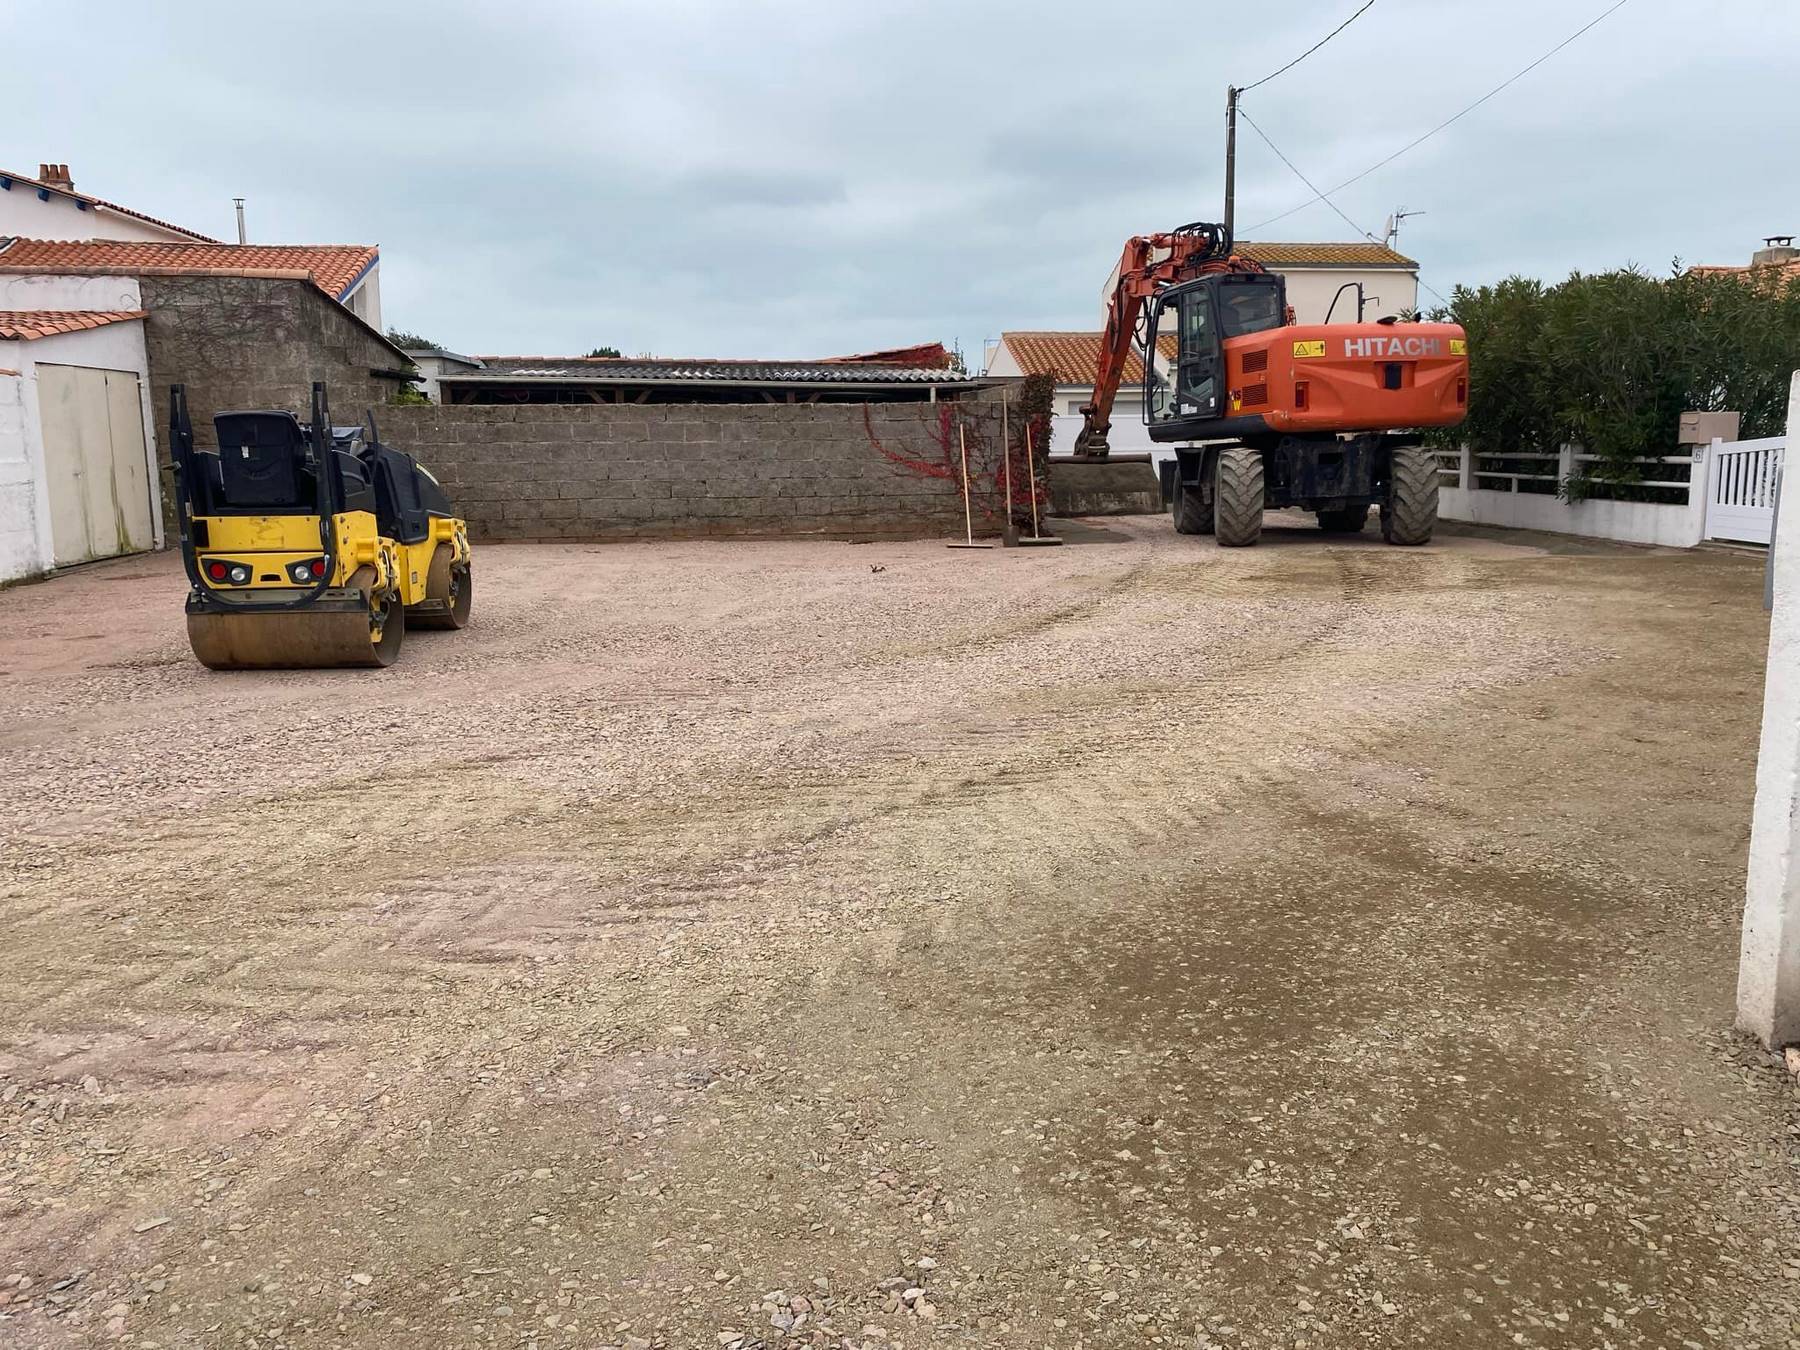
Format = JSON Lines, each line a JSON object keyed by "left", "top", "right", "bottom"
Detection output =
{"left": 1706, "top": 435, "right": 1786, "bottom": 545}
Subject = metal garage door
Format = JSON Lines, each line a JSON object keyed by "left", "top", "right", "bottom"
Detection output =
{"left": 38, "top": 364, "right": 155, "bottom": 567}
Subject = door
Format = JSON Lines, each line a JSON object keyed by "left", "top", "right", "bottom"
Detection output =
{"left": 1705, "top": 438, "right": 1785, "bottom": 545}
{"left": 38, "top": 364, "right": 155, "bottom": 566}
{"left": 1175, "top": 285, "right": 1222, "bottom": 418}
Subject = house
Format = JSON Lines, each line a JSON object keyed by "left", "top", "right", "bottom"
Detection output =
{"left": 0, "top": 163, "right": 215, "bottom": 244}
{"left": 436, "top": 343, "right": 981, "bottom": 405}
{"left": 0, "top": 307, "right": 159, "bottom": 582}
{"left": 1232, "top": 241, "right": 1419, "bottom": 324}
{"left": 0, "top": 166, "right": 415, "bottom": 577}
{"left": 1690, "top": 235, "right": 1800, "bottom": 286}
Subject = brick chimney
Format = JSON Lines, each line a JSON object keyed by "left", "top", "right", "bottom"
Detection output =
{"left": 37, "top": 163, "right": 73, "bottom": 191}
{"left": 1753, "top": 235, "right": 1798, "bottom": 268}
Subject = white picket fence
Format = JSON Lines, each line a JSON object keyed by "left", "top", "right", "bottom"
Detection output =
{"left": 1436, "top": 436, "right": 1785, "bottom": 548}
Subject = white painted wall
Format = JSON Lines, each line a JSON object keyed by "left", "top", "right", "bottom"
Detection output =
{"left": 345, "top": 271, "right": 383, "bottom": 332}
{"left": 1739, "top": 372, "right": 1800, "bottom": 1049}
{"left": 1280, "top": 268, "right": 1420, "bottom": 324}
{"left": 0, "top": 319, "right": 161, "bottom": 584}
{"left": 0, "top": 177, "right": 195, "bottom": 242}
{"left": 0, "top": 366, "right": 34, "bottom": 582}
{"left": 0, "top": 274, "right": 143, "bottom": 311}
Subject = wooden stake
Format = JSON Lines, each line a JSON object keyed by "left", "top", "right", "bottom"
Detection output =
{"left": 947, "top": 422, "right": 991, "bottom": 549}
{"left": 1019, "top": 422, "right": 1063, "bottom": 547}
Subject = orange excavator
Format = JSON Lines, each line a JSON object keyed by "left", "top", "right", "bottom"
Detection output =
{"left": 1072, "top": 221, "right": 1468, "bottom": 546}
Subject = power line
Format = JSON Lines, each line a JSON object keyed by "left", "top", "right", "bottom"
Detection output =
{"left": 1239, "top": 109, "right": 1451, "bottom": 309}
{"left": 1238, "top": 109, "right": 1376, "bottom": 243}
{"left": 1239, "top": 0, "right": 1377, "bottom": 95}
{"left": 1247, "top": 0, "right": 1635, "bottom": 233}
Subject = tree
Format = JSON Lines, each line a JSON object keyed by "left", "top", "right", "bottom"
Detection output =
{"left": 1433, "top": 264, "right": 1800, "bottom": 487}
{"left": 386, "top": 328, "right": 439, "bottom": 351}
{"left": 586, "top": 346, "right": 623, "bottom": 358}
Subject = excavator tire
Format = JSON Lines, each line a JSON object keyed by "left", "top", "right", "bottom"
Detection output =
{"left": 1171, "top": 476, "right": 1213, "bottom": 535}
{"left": 1316, "top": 505, "right": 1369, "bottom": 534}
{"left": 1381, "top": 445, "right": 1438, "bottom": 546}
{"left": 1213, "top": 446, "right": 1265, "bottom": 548}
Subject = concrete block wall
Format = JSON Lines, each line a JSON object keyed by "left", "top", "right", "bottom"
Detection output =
{"left": 139, "top": 274, "right": 410, "bottom": 456}
{"left": 378, "top": 393, "right": 1006, "bottom": 542}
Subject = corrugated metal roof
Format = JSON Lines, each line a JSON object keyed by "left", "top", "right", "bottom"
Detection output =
{"left": 450, "top": 357, "right": 973, "bottom": 385}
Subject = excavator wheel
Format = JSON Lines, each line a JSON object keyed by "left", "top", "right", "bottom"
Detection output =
{"left": 408, "top": 548, "right": 473, "bottom": 631}
{"left": 1316, "top": 505, "right": 1370, "bottom": 534}
{"left": 186, "top": 586, "right": 404, "bottom": 671}
{"left": 1381, "top": 445, "right": 1438, "bottom": 546}
{"left": 1212, "top": 447, "right": 1265, "bottom": 548}
{"left": 1171, "top": 476, "right": 1213, "bottom": 535}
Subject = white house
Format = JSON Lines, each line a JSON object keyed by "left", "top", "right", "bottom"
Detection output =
{"left": 0, "top": 274, "right": 160, "bottom": 583}
{"left": 1236, "top": 242, "right": 1419, "bottom": 324}
{"left": 0, "top": 163, "right": 215, "bottom": 243}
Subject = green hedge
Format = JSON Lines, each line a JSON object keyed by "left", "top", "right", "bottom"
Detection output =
{"left": 1432, "top": 266, "right": 1800, "bottom": 484}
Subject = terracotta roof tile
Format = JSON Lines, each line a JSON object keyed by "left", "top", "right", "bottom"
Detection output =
{"left": 0, "top": 309, "right": 146, "bottom": 341}
{"left": 0, "top": 167, "right": 217, "bottom": 242}
{"left": 0, "top": 239, "right": 378, "bottom": 300}
{"left": 1237, "top": 241, "right": 1416, "bottom": 267}
{"left": 998, "top": 331, "right": 1177, "bottom": 386}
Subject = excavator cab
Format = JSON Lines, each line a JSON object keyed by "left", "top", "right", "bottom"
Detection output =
{"left": 1144, "top": 272, "right": 1287, "bottom": 436}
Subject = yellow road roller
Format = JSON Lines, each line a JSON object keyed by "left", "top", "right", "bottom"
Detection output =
{"left": 169, "top": 382, "right": 472, "bottom": 670}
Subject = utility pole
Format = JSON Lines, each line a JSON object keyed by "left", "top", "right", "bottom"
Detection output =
{"left": 1223, "top": 86, "right": 1240, "bottom": 237}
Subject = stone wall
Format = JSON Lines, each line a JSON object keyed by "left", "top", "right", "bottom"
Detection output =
{"left": 139, "top": 274, "right": 411, "bottom": 457}
{"left": 1048, "top": 456, "right": 1161, "bottom": 517}
{"left": 378, "top": 393, "right": 1005, "bottom": 542}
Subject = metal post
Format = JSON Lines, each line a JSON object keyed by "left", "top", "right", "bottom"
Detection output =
{"left": 234, "top": 197, "right": 246, "bottom": 245}
{"left": 1223, "top": 87, "right": 1239, "bottom": 236}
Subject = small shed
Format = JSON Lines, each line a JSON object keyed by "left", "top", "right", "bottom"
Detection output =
{"left": 0, "top": 308, "right": 161, "bottom": 583}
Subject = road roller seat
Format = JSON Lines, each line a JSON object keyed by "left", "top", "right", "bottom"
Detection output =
{"left": 363, "top": 445, "right": 432, "bottom": 545}
{"left": 212, "top": 411, "right": 308, "bottom": 509}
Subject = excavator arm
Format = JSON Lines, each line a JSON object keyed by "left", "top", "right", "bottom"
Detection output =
{"left": 1072, "top": 221, "right": 1259, "bottom": 457}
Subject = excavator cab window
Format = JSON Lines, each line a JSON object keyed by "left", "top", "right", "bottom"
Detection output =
{"left": 1144, "top": 284, "right": 1222, "bottom": 422}
{"left": 1216, "top": 274, "right": 1286, "bottom": 338}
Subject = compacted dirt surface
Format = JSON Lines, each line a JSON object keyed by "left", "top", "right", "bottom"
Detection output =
{"left": 2, "top": 516, "right": 1797, "bottom": 1350}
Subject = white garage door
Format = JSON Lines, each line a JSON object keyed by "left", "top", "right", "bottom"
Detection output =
{"left": 38, "top": 363, "right": 155, "bottom": 567}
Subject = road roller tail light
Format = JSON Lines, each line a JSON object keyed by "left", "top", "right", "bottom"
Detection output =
{"left": 204, "top": 559, "right": 252, "bottom": 585}
{"left": 288, "top": 558, "right": 327, "bottom": 584}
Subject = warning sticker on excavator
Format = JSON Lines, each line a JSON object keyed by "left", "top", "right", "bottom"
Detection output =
{"left": 1292, "top": 340, "right": 1326, "bottom": 359}
{"left": 1450, "top": 339, "right": 1468, "bottom": 356}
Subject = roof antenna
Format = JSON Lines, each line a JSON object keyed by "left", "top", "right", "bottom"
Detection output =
{"left": 233, "top": 197, "right": 247, "bottom": 245}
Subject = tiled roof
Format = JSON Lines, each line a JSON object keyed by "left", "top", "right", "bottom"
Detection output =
{"left": 0, "top": 309, "right": 146, "bottom": 341}
{"left": 451, "top": 356, "right": 972, "bottom": 385}
{"left": 998, "top": 331, "right": 1178, "bottom": 386}
{"left": 1689, "top": 259, "right": 1800, "bottom": 284}
{"left": 0, "top": 238, "right": 378, "bottom": 300}
{"left": 0, "top": 167, "right": 217, "bottom": 242}
{"left": 1238, "top": 242, "right": 1416, "bottom": 267}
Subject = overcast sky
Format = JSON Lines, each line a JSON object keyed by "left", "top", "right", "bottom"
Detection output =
{"left": 6, "top": 0, "right": 1796, "bottom": 364}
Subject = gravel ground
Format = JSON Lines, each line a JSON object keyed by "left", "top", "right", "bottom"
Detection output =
{"left": 1, "top": 515, "right": 1796, "bottom": 1350}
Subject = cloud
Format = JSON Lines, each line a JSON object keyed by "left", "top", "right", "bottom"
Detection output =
{"left": 3, "top": 0, "right": 1795, "bottom": 360}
